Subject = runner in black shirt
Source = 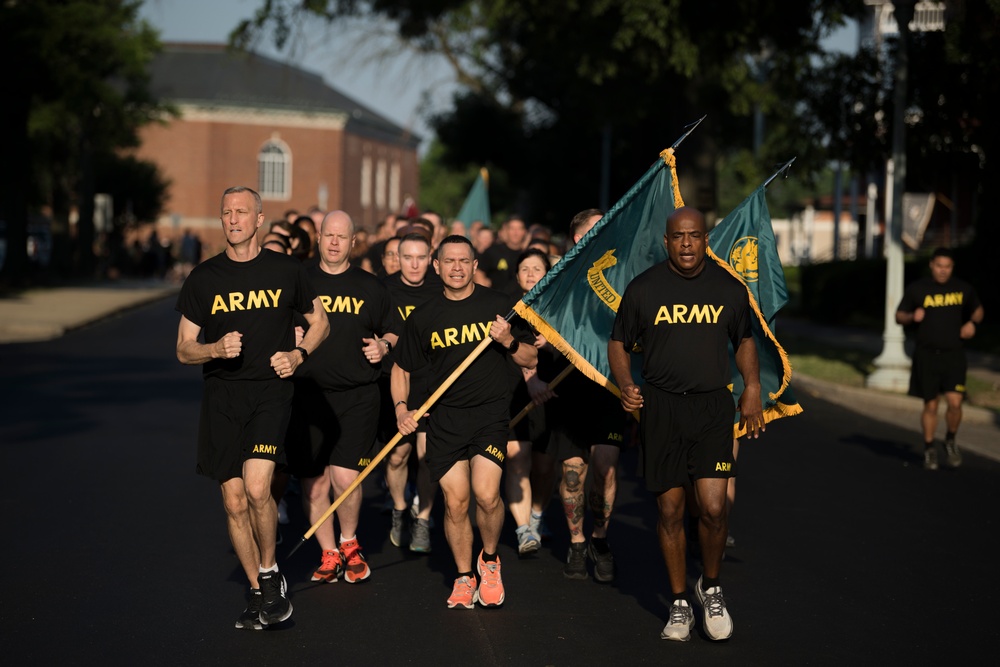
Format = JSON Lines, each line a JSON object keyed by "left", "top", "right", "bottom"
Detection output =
{"left": 380, "top": 233, "right": 442, "bottom": 552}
{"left": 479, "top": 217, "right": 529, "bottom": 294}
{"left": 391, "top": 235, "right": 537, "bottom": 610}
{"left": 896, "top": 247, "right": 984, "bottom": 469}
{"left": 176, "top": 186, "right": 329, "bottom": 630}
{"left": 609, "top": 206, "right": 763, "bottom": 642}
{"left": 289, "top": 211, "right": 398, "bottom": 586}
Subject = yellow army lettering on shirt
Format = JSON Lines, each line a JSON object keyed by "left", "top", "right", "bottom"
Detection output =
{"left": 653, "top": 304, "right": 725, "bottom": 325}
{"left": 922, "top": 292, "right": 963, "bottom": 308}
{"left": 320, "top": 295, "right": 365, "bottom": 315}
{"left": 484, "top": 445, "right": 505, "bottom": 463}
{"left": 210, "top": 289, "right": 282, "bottom": 315}
{"left": 252, "top": 443, "right": 278, "bottom": 455}
{"left": 357, "top": 457, "right": 372, "bottom": 467}
{"left": 398, "top": 304, "right": 416, "bottom": 321}
{"left": 429, "top": 321, "right": 491, "bottom": 349}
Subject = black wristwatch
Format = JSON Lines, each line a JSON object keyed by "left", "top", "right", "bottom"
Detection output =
{"left": 294, "top": 346, "right": 309, "bottom": 362}
{"left": 507, "top": 339, "right": 520, "bottom": 354}
{"left": 380, "top": 339, "right": 393, "bottom": 353}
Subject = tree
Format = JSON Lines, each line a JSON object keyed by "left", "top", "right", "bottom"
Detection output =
{"left": 233, "top": 1, "right": 863, "bottom": 225}
{"left": 0, "top": 0, "right": 168, "bottom": 284}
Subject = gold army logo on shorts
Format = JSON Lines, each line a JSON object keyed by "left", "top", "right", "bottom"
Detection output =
{"left": 715, "top": 461, "right": 733, "bottom": 472}
{"left": 728, "top": 236, "right": 759, "bottom": 283}
{"left": 484, "top": 445, "right": 505, "bottom": 463}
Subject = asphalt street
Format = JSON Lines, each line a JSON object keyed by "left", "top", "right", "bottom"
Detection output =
{"left": 2, "top": 295, "right": 998, "bottom": 665}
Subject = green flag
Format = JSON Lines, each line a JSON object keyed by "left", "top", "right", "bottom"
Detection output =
{"left": 708, "top": 183, "right": 802, "bottom": 435}
{"left": 454, "top": 168, "right": 491, "bottom": 228}
{"left": 514, "top": 149, "right": 684, "bottom": 393}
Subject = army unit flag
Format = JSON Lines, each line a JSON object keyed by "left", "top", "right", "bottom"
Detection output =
{"left": 454, "top": 168, "right": 491, "bottom": 228}
{"left": 515, "top": 148, "right": 683, "bottom": 393}
{"left": 707, "top": 183, "right": 802, "bottom": 435}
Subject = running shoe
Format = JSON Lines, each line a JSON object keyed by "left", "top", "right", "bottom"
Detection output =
{"left": 446, "top": 575, "right": 477, "bottom": 609}
{"left": 340, "top": 537, "right": 371, "bottom": 583}
{"left": 924, "top": 445, "right": 940, "bottom": 471}
{"left": 587, "top": 540, "right": 615, "bottom": 583}
{"left": 695, "top": 576, "right": 733, "bottom": 641}
{"left": 476, "top": 551, "right": 505, "bottom": 607}
{"left": 659, "top": 599, "right": 694, "bottom": 641}
{"left": 258, "top": 570, "right": 292, "bottom": 626}
{"left": 310, "top": 549, "right": 343, "bottom": 583}
{"left": 564, "top": 542, "right": 588, "bottom": 580}
{"left": 234, "top": 588, "right": 263, "bottom": 631}
{"left": 530, "top": 511, "right": 552, "bottom": 541}
{"left": 410, "top": 518, "right": 431, "bottom": 553}
{"left": 945, "top": 438, "right": 963, "bottom": 468}
{"left": 390, "top": 508, "right": 410, "bottom": 548}
{"left": 516, "top": 525, "right": 540, "bottom": 555}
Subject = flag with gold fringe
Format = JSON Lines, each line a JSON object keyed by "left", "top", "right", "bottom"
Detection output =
{"left": 514, "top": 148, "right": 683, "bottom": 394}
{"left": 707, "top": 181, "right": 803, "bottom": 436}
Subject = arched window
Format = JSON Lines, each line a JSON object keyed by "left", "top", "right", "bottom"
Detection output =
{"left": 258, "top": 140, "right": 291, "bottom": 200}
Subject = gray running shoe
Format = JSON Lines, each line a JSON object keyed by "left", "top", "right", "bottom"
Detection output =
{"left": 564, "top": 542, "right": 588, "bottom": 579}
{"left": 259, "top": 571, "right": 292, "bottom": 626}
{"left": 695, "top": 576, "right": 733, "bottom": 641}
{"left": 516, "top": 526, "right": 540, "bottom": 555}
{"left": 945, "top": 438, "right": 963, "bottom": 468}
{"left": 235, "top": 588, "right": 263, "bottom": 630}
{"left": 390, "top": 508, "right": 409, "bottom": 548}
{"left": 410, "top": 518, "right": 431, "bottom": 553}
{"left": 924, "top": 446, "right": 940, "bottom": 471}
{"left": 587, "top": 541, "right": 615, "bottom": 583}
{"left": 660, "top": 600, "right": 694, "bottom": 641}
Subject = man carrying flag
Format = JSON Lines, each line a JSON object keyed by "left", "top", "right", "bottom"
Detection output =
{"left": 391, "top": 235, "right": 537, "bottom": 609}
{"left": 608, "top": 206, "right": 764, "bottom": 642}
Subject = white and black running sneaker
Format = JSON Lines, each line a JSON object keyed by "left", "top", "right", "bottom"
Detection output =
{"left": 660, "top": 599, "right": 694, "bottom": 641}
{"left": 259, "top": 571, "right": 292, "bottom": 626}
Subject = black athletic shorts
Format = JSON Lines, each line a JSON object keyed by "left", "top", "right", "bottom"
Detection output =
{"left": 197, "top": 377, "right": 293, "bottom": 482}
{"left": 908, "top": 347, "right": 967, "bottom": 401}
{"left": 285, "top": 381, "right": 380, "bottom": 477}
{"left": 545, "top": 380, "right": 625, "bottom": 462}
{"left": 639, "top": 385, "right": 735, "bottom": 494}
{"left": 425, "top": 400, "right": 508, "bottom": 482}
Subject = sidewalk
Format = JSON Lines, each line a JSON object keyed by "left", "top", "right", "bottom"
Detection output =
{"left": 0, "top": 281, "right": 179, "bottom": 343}
{"left": 2, "top": 284, "right": 997, "bottom": 463}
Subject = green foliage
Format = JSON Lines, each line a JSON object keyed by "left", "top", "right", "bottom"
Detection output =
{"left": 94, "top": 154, "right": 171, "bottom": 225}
{"left": 0, "top": 0, "right": 170, "bottom": 281}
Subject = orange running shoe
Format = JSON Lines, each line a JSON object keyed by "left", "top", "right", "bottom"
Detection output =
{"left": 446, "top": 575, "right": 477, "bottom": 609}
{"left": 340, "top": 537, "right": 371, "bottom": 583}
{"left": 311, "top": 549, "right": 343, "bottom": 583}
{"left": 476, "top": 551, "right": 505, "bottom": 607}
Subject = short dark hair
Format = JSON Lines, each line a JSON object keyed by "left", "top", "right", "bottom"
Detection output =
{"left": 436, "top": 234, "right": 475, "bottom": 260}
{"left": 398, "top": 232, "right": 431, "bottom": 250}
{"left": 516, "top": 247, "right": 551, "bottom": 273}
{"left": 569, "top": 208, "right": 603, "bottom": 236}
{"left": 931, "top": 247, "right": 954, "bottom": 261}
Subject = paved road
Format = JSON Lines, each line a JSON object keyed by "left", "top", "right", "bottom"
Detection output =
{"left": 2, "top": 296, "right": 997, "bottom": 665}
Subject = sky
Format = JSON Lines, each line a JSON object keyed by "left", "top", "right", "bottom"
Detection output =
{"left": 139, "top": 0, "right": 858, "bottom": 152}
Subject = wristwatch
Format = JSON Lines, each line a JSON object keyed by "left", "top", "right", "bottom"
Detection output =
{"left": 380, "top": 339, "right": 393, "bottom": 353}
{"left": 507, "top": 339, "right": 520, "bottom": 354}
{"left": 294, "top": 346, "right": 309, "bottom": 361}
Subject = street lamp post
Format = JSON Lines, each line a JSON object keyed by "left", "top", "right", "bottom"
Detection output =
{"left": 867, "top": 0, "right": 915, "bottom": 391}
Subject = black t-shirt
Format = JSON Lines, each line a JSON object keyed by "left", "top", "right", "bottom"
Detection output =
{"left": 612, "top": 260, "right": 751, "bottom": 394}
{"left": 383, "top": 271, "right": 444, "bottom": 330}
{"left": 298, "top": 265, "right": 396, "bottom": 391}
{"left": 395, "top": 285, "right": 532, "bottom": 408}
{"left": 479, "top": 242, "right": 522, "bottom": 293}
{"left": 176, "top": 250, "right": 317, "bottom": 380}
{"left": 898, "top": 276, "right": 981, "bottom": 350}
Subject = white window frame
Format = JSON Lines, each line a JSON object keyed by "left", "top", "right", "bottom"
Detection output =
{"left": 258, "top": 139, "right": 292, "bottom": 200}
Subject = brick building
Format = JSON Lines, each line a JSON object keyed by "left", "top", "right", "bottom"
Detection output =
{"left": 134, "top": 43, "right": 420, "bottom": 253}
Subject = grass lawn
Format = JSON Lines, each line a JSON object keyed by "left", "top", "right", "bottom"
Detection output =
{"left": 784, "top": 333, "right": 1000, "bottom": 412}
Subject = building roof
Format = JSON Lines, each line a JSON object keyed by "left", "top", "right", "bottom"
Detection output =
{"left": 150, "top": 43, "right": 419, "bottom": 148}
